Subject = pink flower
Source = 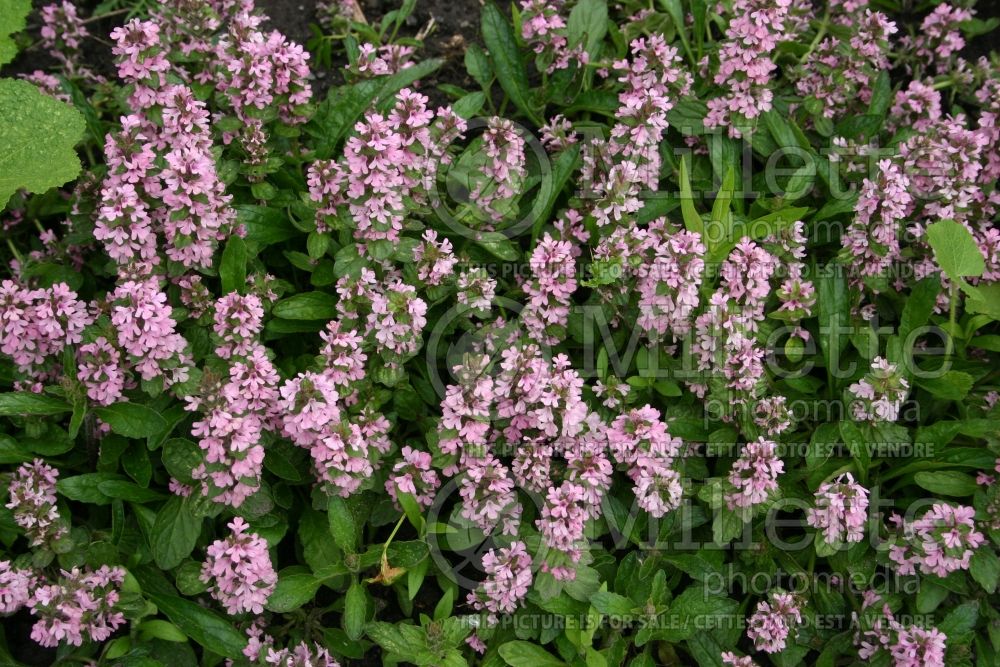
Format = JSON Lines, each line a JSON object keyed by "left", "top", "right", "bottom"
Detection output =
{"left": 807, "top": 473, "right": 869, "bottom": 544}
{"left": 28, "top": 566, "right": 126, "bottom": 647}
{"left": 746, "top": 591, "right": 802, "bottom": 653}
{"left": 0, "top": 560, "right": 33, "bottom": 613}
{"left": 386, "top": 446, "right": 440, "bottom": 509}
{"left": 888, "top": 503, "right": 984, "bottom": 577}
{"left": 726, "top": 437, "right": 784, "bottom": 511}
{"left": 848, "top": 356, "right": 909, "bottom": 423}
{"left": 467, "top": 541, "right": 533, "bottom": 622}
{"left": 6, "top": 460, "right": 66, "bottom": 548}
{"left": 201, "top": 517, "right": 277, "bottom": 615}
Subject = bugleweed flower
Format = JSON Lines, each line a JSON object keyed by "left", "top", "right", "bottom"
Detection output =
{"left": 471, "top": 118, "right": 528, "bottom": 224}
{"left": 40, "top": 2, "right": 89, "bottom": 67}
{"left": 77, "top": 337, "right": 127, "bottom": 406}
{"left": 608, "top": 405, "right": 685, "bottom": 517}
{"left": 456, "top": 268, "right": 497, "bottom": 316}
{"left": 201, "top": 517, "right": 277, "bottom": 615}
{"left": 795, "top": 10, "right": 896, "bottom": 119}
{"left": 308, "top": 89, "right": 466, "bottom": 243}
{"left": 187, "top": 297, "right": 278, "bottom": 506}
{"left": 902, "top": 4, "right": 973, "bottom": 73}
{"left": 279, "top": 370, "right": 391, "bottom": 497}
{"left": 591, "top": 220, "right": 705, "bottom": 340}
{"left": 353, "top": 42, "right": 416, "bottom": 78}
{"left": 6, "top": 460, "right": 66, "bottom": 548}
{"left": 888, "top": 503, "right": 985, "bottom": 577}
{"left": 842, "top": 160, "right": 913, "bottom": 283}
{"left": 746, "top": 591, "right": 803, "bottom": 653}
{"left": 385, "top": 446, "right": 440, "bottom": 509}
{"left": 521, "top": 234, "right": 577, "bottom": 344}
{"left": 706, "top": 0, "right": 799, "bottom": 136}
{"left": 725, "top": 437, "right": 784, "bottom": 512}
{"left": 692, "top": 239, "right": 777, "bottom": 410}
{"left": 854, "top": 591, "right": 948, "bottom": 667}
{"left": 582, "top": 36, "right": 690, "bottom": 226}
{"left": 847, "top": 356, "right": 909, "bottom": 423}
{"left": 459, "top": 453, "right": 521, "bottom": 535}
{"left": 110, "top": 279, "right": 190, "bottom": 386}
{"left": 519, "top": 0, "right": 571, "bottom": 72}
{"left": 413, "top": 230, "right": 458, "bottom": 286}
{"left": 0, "top": 281, "right": 89, "bottom": 378}
{"left": 214, "top": 11, "right": 313, "bottom": 125}
{"left": 721, "top": 653, "right": 758, "bottom": 667}
{"left": 0, "top": 560, "right": 33, "bottom": 613}
{"left": 540, "top": 115, "right": 577, "bottom": 151}
{"left": 99, "top": 22, "right": 237, "bottom": 273}
{"left": 536, "top": 481, "right": 589, "bottom": 579}
{"left": 637, "top": 222, "right": 705, "bottom": 339}
{"left": 468, "top": 541, "right": 533, "bottom": 622}
{"left": 28, "top": 566, "right": 126, "bottom": 647}
{"left": 807, "top": 473, "right": 869, "bottom": 544}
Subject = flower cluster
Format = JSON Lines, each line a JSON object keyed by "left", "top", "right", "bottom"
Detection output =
{"left": 847, "top": 356, "right": 910, "bottom": 423}
{"left": 27, "top": 566, "right": 126, "bottom": 648}
{"left": 746, "top": 591, "right": 803, "bottom": 653}
{"left": 807, "top": 473, "right": 869, "bottom": 544}
{"left": 308, "top": 89, "right": 466, "bottom": 243}
{"left": 200, "top": 517, "right": 277, "bottom": 615}
{"left": 855, "top": 591, "right": 948, "bottom": 667}
{"left": 6, "top": 460, "right": 66, "bottom": 548}
{"left": 888, "top": 503, "right": 985, "bottom": 577}
{"left": 467, "top": 541, "right": 533, "bottom": 623}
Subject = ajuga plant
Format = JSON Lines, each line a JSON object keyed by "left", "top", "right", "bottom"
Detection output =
{"left": 0, "top": 0, "right": 1000, "bottom": 665}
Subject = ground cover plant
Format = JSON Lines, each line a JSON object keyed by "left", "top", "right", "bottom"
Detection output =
{"left": 1, "top": 0, "right": 1000, "bottom": 665}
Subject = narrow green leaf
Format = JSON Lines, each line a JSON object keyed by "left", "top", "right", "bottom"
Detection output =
{"left": 481, "top": 3, "right": 542, "bottom": 125}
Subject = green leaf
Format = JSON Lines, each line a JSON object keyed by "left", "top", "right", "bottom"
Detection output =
{"left": 969, "top": 548, "right": 1000, "bottom": 594}
{"left": 926, "top": 219, "right": 985, "bottom": 282}
{"left": 220, "top": 236, "right": 248, "bottom": 294}
{"left": 94, "top": 402, "right": 168, "bottom": 439}
{"left": 567, "top": 0, "right": 607, "bottom": 57}
{"left": 0, "top": 78, "right": 86, "bottom": 207}
{"left": 236, "top": 205, "right": 299, "bottom": 246}
{"left": 152, "top": 497, "right": 200, "bottom": 570}
{"left": 272, "top": 292, "right": 338, "bottom": 320}
{"left": 867, "top": 70, "right": 892, "bottom": 118}
{"left": 818, "top": 265, "right": 850, "bottom": 383}
{"left": 839, "top": 421, "right": 870, "bottom": 483}
{"left": 475, "top": 231, "right": 521, "bottom": 261}
{"left": 57, "top": 472, "right": 124, "bottom": 505}
{"left": 481, "top": 3, "right": 542, "bottom": 125}
{"left": 267, "top": 571, "right": 321, "bottom": 613}
{"left": 498, "top": 641, "right": 568, "bottom": 667}
{"left": 706, "top": 166, "right": 736, "bottom": 255}
{"left": 0, "top": 391, "right": 72, "bottom": 416}
{"left": 98, "top": 480, "right": 166, "bottom": 504}
{"left": 144, "top": 591, "right": 247, "bottom": 659}
{"left": 913, "top": 471, "right": 979, "bottom": 496}
{"left": 937, "top": 601, "right": 979, "bottom": 637}
{"left": 328, "top": 495, "right": 358, "bottom": 553}
{"left": 915, "top": 371, "right": 974, "bottom": 401}
{"left": 161, "top": 438, "right": 202, "bottom": 486}
{"left": 0, "top": 0, "right": 31, "bottom": 65}
{"left": 464, "top": 44, "right": 494, "bottom": 90}
{"left": 344, "top": 581, "right": 368, "bottom": 640}
{"left": 678, "top": 156, "right": 703, "bottom": 236}
{"left": 899, "top": 277, "right": 941, "bottom": 342}
{"left": 591, "top": 591, "right": 634, "bottom": 616}
{"left": 452, "top": 91, "right": 486, "bottom": 119}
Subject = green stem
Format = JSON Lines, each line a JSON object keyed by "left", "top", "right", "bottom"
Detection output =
{"left": 798, "top": 8, "right": 830, "bottom": 64}
{"left": 944, "top": 283, "right": 957, "bottom": 362}
{"left": 6, "top": 239, "right": 24, "bottom": 266}
{"left": 381, "top": 513, "right": 406, "bottom": 560}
